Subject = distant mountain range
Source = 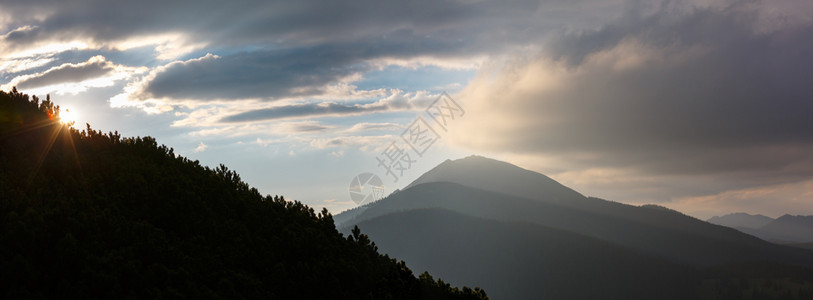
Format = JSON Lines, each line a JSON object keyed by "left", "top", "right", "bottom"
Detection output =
{"left": 709, "top": 213, "right": 813, "bottom": 245}
{"left": 708, "top": 212, "right": 775, "bottom": 229}
{"left": 336, "top": 155, "right": 813, "bottom": 299}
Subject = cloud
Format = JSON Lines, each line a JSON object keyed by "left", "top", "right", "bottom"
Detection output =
{"left": 0, "top": 0, "right": 564, "bottom": 74}
{"left": 222, "top": 102, "right": 378, "bottom": 123}
{"left": 121, "top": 49, "right": 371, "bottom": 103}
{"left": 1, "top": 55, "right": 145, "bottom": 94}
{"left": 268, "top": 121, "right": 334, "bottom": 134}
{"left": 309, "top": 135, "right": 395, "bottom": 152}
{"left": 256, "top": 137, "right": 275, "bottom": 147}
{"left": 345, "top": 122, "right": 403, "bottom": 132}
{"left": 0, "top": 54, "right": 54, "bottom": 74}
{"left": 112, "top": 34, "right": 471, "bottom": 109}
{"left": 220, "top": 90, "right": 439, "bottom": 123}
{"left": 9, "top": 55, "right": 113, "bottom": 89}
{"left": 0, "top": 25, "right": 43, "bottom": 54}
{"left": 285, "top": 123, "right": 331, "bottom": 133}
{"left": 2, "top": 0, "right": 626, "bottom": 108}
{"left": 449, "top": 2, "right": 813, "bottom": 202}
{"left": 4, "top": 0, "right": 813, "bottom": 217}
{"left": 193, "top": 142, "right": 208, "bottom": 153}
{"left": 667, "top": 178, "right": 813, "bottom": 220}
{"left": 0, "top": 0, "right": 552, "bottom": 55}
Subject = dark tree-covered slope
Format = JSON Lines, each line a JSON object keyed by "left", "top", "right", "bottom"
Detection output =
{"left": 0, "top": 89, "right": 488, "bottom": 299}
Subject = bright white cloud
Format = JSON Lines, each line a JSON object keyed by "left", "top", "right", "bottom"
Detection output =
{"left": 109, "top": 32, "right": 205, "bottom": 60}
{"left": 2, "top": 55, "right": 146, "bottom": 95}
{"left": 0, "top": 55, "right": 55, "bottom": 74}
{"left": 193, "top": 142, "right": 208, "bottom": 153}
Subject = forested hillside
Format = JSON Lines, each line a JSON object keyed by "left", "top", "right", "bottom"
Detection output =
{"left": 0, "top": 89, "right": 488, "bottom": 299}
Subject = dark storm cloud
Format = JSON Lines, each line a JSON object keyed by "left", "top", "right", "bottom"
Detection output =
{"left": 2, "top": 25, "right": 41, "bottom": 44}
{"left": 13, "top": 55, "right": 115, "bottom": 89}
{"left": 134, "top": 49, "right": 366, "bottom": 101}
{"left": 2, "top": 0, "right": 624, "bottom": 103}
{"left": 0, "top": 0, "right": 545, "bottom": 51}
{"left": 545, "top": 4, "right": 813, "bottom": 156}
{"left": 131, "top": 34, "right": 474, "bottom": 102}
{"left": 454, "top": 2, "right": 813, "bottom": 191}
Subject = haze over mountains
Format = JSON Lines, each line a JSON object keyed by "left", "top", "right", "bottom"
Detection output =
{"left": 708, "top": 213, "right": 775, "bottom": 230}
{"left": 337, "top": 156, "right": 813, "bottom": 299}
{"left": 709, "top": 213, "right": 813, "bottom": 245}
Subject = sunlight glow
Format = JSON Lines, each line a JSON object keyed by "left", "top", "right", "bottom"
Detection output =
{"left": 10, "top": 41, "right": 90, "bottom": 59}
{"left": 60, "top": 108, "right": 78, "bottom": 126}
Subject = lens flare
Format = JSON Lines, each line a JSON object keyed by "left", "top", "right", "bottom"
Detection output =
{"left": 60, "top": 108, "right": 78, "bottom": 125}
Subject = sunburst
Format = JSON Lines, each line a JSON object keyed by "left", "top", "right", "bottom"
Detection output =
{"left": 60, "top": 108, "right": 78, "bottom": 126}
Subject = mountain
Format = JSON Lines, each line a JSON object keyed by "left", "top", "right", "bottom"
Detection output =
{"left": 404, "top": 156, "right": 585, "bottom": 206}
{"left": 336, "top": 155, "right": 813, "bottom": 299}
{"left": 708, "top": 213, "right": 813, "bottom": 244}
{"left": 342, "top": 156, "right": 813, "bottom": 266}
{"left": 708, "top": 212, "right": 775, "bottom": 229}
{"left": 791, "top": 243, "right": 813, "bottom": 251}
{"left": 756, "top": 215, "right": 813, "bottom": 244}
{"left": 353, "top": 208, "right": 698, "bottom": 299}
{"left": 0, "top": 89, "right": 488, "bottom": 299}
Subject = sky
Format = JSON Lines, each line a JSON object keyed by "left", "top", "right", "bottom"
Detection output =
{"left": 2, "top": 0, "right": 812, "bottom": 219}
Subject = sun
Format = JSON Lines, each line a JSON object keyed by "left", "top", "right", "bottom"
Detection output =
{"left": 60, "top": 108, "right": 78, "bottom": 126}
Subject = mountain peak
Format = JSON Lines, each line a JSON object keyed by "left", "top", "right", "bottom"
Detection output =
{"left": 707, "top": 212, "right": 774, "bottom": 229}
{"left": 404, "top": 155, "right": 585, "bottom": 204}
{"left": 426, "top": 155, "right": 512, "bottom": 171}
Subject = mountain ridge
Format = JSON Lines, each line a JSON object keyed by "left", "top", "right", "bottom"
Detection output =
{"left": 336, "top": 155, "right": 813, "bottom": 299}
{"left": 708, "top": 213, "right": 813, "bottom": 244}
{"left": 341, "top": 180, "right": 812, "bottom": 266}
{"left": 404, "top": 155, "right": 587, "bottom": 205}
{"left": 708, "top": 212, "right": 775, "bottom": 229}
{"left": 351, "top": 207, "right": 698, "bottom": 299}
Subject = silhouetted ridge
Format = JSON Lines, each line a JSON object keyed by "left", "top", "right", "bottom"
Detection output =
{"left": 337, "top": 155, "right": 813, "bottom": 299}
{"left": 0, "top": 89, "right": 488, "bottom": 299}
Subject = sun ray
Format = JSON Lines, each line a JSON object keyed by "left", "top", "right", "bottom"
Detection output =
{"left": 0, "top": 117, "right": 59, "bottom": 138}
{"left": 61, "top": 125, "right": 87, "bottom": 193}
{"left": 24, "top": 122, "right": 63, "bottom": 191}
